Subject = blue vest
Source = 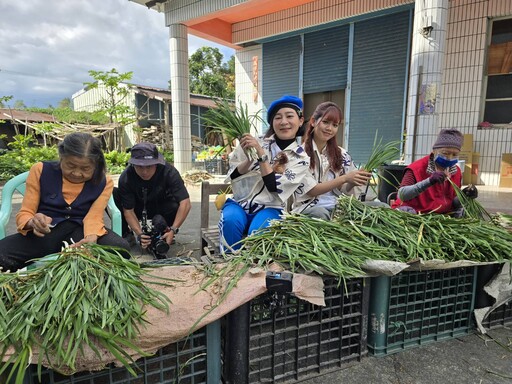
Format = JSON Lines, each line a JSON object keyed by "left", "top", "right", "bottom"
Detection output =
{"left": 38, "top": 162, "right": 106, "bottom": 226}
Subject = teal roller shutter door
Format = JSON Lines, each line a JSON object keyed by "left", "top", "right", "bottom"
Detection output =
{"left": 303, "top": 25, "right": 349, "bottom": 93}
{"left": 349, "top": 10, "right": 411, "bottom": 164}
{"left": 262, "top": 36, "right": 302, "bottom": 114}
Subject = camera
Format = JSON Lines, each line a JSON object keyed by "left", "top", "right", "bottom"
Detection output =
{"left": 141, "top": 213, "right": 170, "bottom": 259}
{"left": 265, "top": 271, "right": 293, "bottom": 293}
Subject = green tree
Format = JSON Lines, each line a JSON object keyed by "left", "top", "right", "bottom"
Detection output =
{"left": 189, "top": 47, "right": 234, "bottom": 99}
{"left": 84, "top": 68, "right": 135, "bottom": 151}
{"left": 58, "top": 97, "right": 72, "bottom": 109}
{"left": 222, "top": 55, "right": 235, "bottom": 99}
{"left": 0, "top": 95, "right": 13, "bottom": 108}
{"left": 13, "top": 99, "right": 26, "bottom": 109}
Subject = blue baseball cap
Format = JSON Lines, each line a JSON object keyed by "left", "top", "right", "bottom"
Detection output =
{"left": 267, "top": 95, "right": 303, "bottom": 123}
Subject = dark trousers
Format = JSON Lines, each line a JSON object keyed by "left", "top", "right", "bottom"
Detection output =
{"left": 0, "top": 220, "right": 130, "bottom": 272}
{"left": 113, "top": 187, "right": 178, "bottom": 237}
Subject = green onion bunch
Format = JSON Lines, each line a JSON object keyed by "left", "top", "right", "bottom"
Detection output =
{"left": 237, "top": 215, "right": 391, "bottom": 278}
{"left": 493, "top": 212, "right": 512, "bottom": 231}
{"left": 334, "top": 196, "right": 512, "bottom": 263}
{"left": 362, "top": 133, "right": 401, "bottom": 172}
{"left": 448, "top": 179, "right": 493, "bottom": 221}
{"left": 0, "top": 244, "right": 171, "bottom": 383}
{"left": 203, "top": 99, "right": 263, "bottom": 161}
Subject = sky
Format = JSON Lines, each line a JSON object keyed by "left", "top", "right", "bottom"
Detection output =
{"left": 0, "top": 0, "right": 235, "bottom": 108}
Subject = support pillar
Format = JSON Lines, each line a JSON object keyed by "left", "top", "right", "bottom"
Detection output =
{"left": 169, "top": 23, "right": 191, "bottom": 173}
{"left": 404, "top": 0, "right": 449, "bottom": 163}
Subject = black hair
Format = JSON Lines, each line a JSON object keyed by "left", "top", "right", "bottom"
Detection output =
{"left": 58, "top": 132, "right": 106, "bottom": 184}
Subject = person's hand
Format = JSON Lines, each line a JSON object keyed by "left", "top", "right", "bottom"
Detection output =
{"left": 138, "top": 233, "right": 152, "bottom": 249}
{"left": 161, "top": 231, "right": 175, "bottom": 246}
{"left": 70, "top": 234, "right": 98, "bottom": 248}
{"left": 341, "top": 170, "right": 372, "bottom": 187}
{"left": 28, "top": 213, "right": 53, "bottom": 237}
{"left": 429, "top": 171, "right": 446, "bottom": 185}
{"left": 396, "top": 205, "right": 417, "bottom": 214}
{"left": 239, "top": 134, "right": 264, "bottom": 160}
{"left": 452, "top": 207, "right": 464, "bottom": 218}
{"left": 462, "top": 185, "right": 478, "bottom": 199}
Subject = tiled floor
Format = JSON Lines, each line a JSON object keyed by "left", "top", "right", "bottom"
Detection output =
{"left": 473, "top": 185, "right": 512, "bottom": 215}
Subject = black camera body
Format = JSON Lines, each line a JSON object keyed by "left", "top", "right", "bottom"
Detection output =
{"left": 141, "top": 213, "right": 170, "bottom": 259}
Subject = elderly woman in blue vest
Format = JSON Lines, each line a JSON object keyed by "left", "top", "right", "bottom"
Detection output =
{"left": 0, "top": 132, "right": 130, "bottom": 272}
{"left": 219, "top": 95, "right": 353, "bottom": 252}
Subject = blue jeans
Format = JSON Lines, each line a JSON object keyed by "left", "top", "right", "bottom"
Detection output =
{"left": 219, "top": 199, "right": 282, "bottom": 252}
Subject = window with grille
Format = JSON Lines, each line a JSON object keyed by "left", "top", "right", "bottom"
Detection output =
{"left": 483, "top": 19, "right": 512, "bottom": 125}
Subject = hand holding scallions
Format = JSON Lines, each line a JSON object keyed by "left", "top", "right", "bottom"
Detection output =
{"left": 340, "top": 169, "right": 372, "bottom": 187}
{"left": 239, "top": 133, "right": 264, "bottom": 161}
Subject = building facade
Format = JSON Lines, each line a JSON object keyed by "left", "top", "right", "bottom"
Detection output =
{"left": 130, "top": 0, "right": 512, "bottom": 185}
{"left": 72, "top": 83, "right": 218, "bottom": 148}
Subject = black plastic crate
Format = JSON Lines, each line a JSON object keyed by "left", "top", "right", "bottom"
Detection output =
{"left": 195, "top": 159, "right": 228, "bottom": 175}
{"left": 223, "top": 277, "right": 369, "bottom": 384}
{"left": 368, "top": 267, "right": 477, "bottom": 356}
{"left": 18, "top": 321, "right": 221, "bottom": 384}
{"left": 481, "top": 301, "right": 512, "bottom": 330}
{"left": 474, "top": 263, "right": 512, "bottom": 330}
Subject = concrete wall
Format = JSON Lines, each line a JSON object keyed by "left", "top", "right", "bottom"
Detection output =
{"left": 235, "top": 45, "right": 264, "bottom": 136}
{"left": 438, "top": 0, "right": 512, "bottom": 185}
{"left": 232, "top": 0, "right": 413, "bottom": 44}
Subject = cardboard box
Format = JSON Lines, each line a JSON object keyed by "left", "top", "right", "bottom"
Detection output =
{"left": 458, "top": 151, "right": 473, "bottom": 185}
{"left": 462, "top": 134, "right": 473, "bottom": 152}
{"left": 458, "top": 134, "right": 474, "bottom": 185}
{"left": 471, "top": 152, "right": 480, "bottom": 185}
{"left": 499, "top": 153, "right": 512, "bottom": 188}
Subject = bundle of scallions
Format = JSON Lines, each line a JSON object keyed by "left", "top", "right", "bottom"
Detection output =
{"left": 203, "top": 99, "right": 263, "bottom": 161}
{"left": 0, "top": 244, "right": 172, "bottom": 384}
{"left": 333, "top": 196, "right": 512, "bottom": 262}
{"left": 362, "top": 133, "right": 401, "bottom": 172}
{"left": 203, "top": 196, "right": 512, "bottom": 298}
{"left": 448, "top": 179, "right": 493, "bottom": 221}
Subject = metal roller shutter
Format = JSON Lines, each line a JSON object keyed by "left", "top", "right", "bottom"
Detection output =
{"left": 349, "top": 10, "right": 411, "bottom": 164}
{"left": 262, "top": 36, "right": 302, "bottom": 115}
{"left": 303, "top": 25, "right": 349, "bottom": 94}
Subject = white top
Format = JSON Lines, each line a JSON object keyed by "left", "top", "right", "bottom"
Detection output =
{"left": 226, "top": 135, "right": 317, "bottom": 213}
{"left": 293, "top": 141, "right": 363, "bottom": 212}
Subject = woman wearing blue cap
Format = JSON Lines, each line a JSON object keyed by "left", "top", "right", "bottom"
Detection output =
{"left": 219, "top": 95, "right": 355, "bottom": 252}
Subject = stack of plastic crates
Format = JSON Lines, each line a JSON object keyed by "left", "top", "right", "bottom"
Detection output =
{"left": 368, "top": 267, "right": 477, "bottom": 356}
{"left": 222, "top": 277, "right": 369, "bottom": 384}
{"left": 18, "top": 321, "right": 221, "bottom": 384}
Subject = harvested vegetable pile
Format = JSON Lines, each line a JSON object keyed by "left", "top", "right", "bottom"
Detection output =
{"left": 217, "top": 196, "right": 512, "bottom": 284}
{"left": 333, "top": 196, "right": 512, "bottom": 262}
{"left": 0, "top": 244, "right": 171, "bottom": 384}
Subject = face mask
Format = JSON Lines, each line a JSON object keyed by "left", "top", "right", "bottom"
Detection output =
{"left": 434, "top": 154, "right": 458, "bottom": 169}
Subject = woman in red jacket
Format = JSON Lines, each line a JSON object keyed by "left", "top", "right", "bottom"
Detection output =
{"left": 391, "top": 128, "right": 463, "bottom": 216}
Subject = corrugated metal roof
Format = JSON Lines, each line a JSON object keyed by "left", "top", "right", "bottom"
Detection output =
{"left": 133, "top": 85, "right": 222, "bottom": 108}
{"left": 0, "top": 109, "right": 56, "bottom": 123}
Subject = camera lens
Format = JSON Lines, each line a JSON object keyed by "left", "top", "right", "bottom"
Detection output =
{"left": 155, "top": 239, "right": 170, "bottom": 255}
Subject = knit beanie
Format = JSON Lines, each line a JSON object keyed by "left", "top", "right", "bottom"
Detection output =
{"left": 267, "top": 95, "right": 303, "bottom": 124}
{"left": 432, "top": 129, "right": 463, "bottom": 150}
